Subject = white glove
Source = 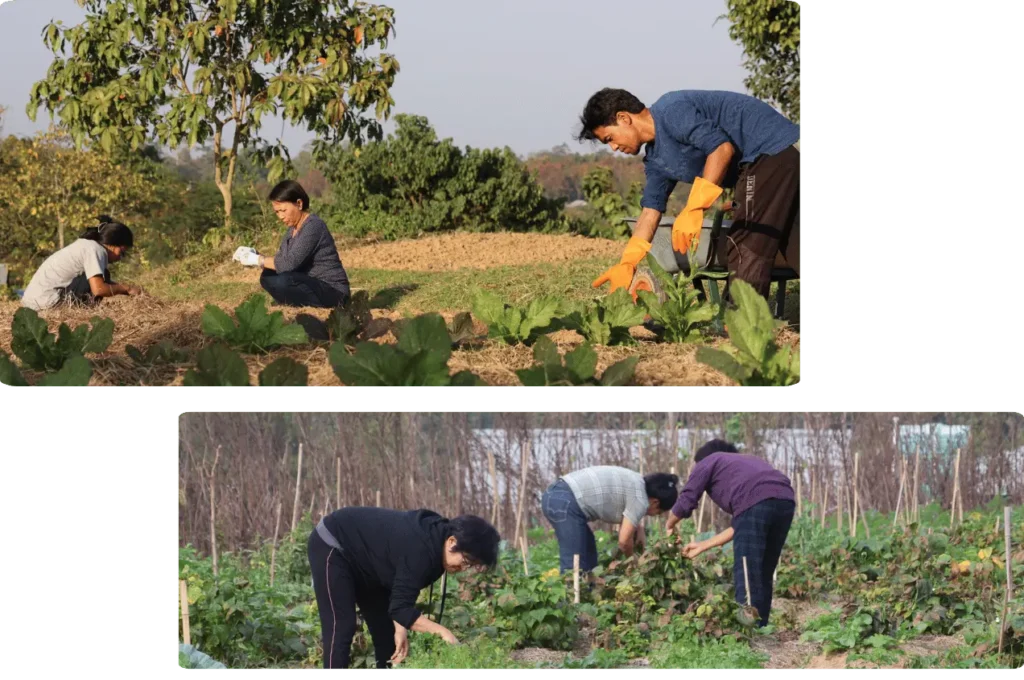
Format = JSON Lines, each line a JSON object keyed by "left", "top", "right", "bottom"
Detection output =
{"left": 232, "top": 246, "right": 261, "bottom": 267}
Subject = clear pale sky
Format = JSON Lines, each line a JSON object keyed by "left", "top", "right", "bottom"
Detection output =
{"left": 0, "top": 0, "right": 749, "bottom": 155}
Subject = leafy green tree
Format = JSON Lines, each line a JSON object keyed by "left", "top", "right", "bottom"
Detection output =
{"left": 721, "top": 0, "right": 800, "bottom": 121}
{"left": 29, "top": 0, "right": 400, "bottom": 225}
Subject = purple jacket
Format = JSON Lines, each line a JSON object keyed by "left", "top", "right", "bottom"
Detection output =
{"left": 671, "top": 452, "right": 794, "bottom": 523}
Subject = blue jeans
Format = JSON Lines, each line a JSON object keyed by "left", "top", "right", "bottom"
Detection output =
{"left": 260, "top": 270, "right": 349, "bottom": 308}
{"left": 542, "top": 479, "right": 598, "bottom": 572}
{"left": 732, "top": 497, "right": 795, "bottom": 627}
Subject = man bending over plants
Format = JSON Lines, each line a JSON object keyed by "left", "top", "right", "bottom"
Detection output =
{"left": 542, "top": 466, "right": 680, "bottom": 572}
{"left": 666, "top": 439, "right": 795, "bottom": 627}
{"left": 578, "top": 89, "right": 799, "bottom": 301}
{"left": 307, "top": 507, "right": 500, "bottom": 668}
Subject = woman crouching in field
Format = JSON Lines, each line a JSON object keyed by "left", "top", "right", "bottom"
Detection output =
{"left": 665, "top": 439, "right": 795, "bottom": 627}
{"left": 21, "top": 217, "right": 143, "bottom": 311}
{"left": 308, "top": 507, "right": 500, "bottom": 668}
{"left": 235, "top": 180, "right": 350, "bottom": 308}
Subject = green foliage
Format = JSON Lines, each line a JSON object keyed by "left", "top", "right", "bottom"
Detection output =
{"left": 695, "top": 280, "right": 799, "bottom": 385}
{"left": 329, "top": 313, "right": 483, "bottom": 386}
{"left": 493, "top": 573, "right": 579, "bottom": 649}
{"left": 471, "top": 289, "right": 560, "bottom": 345}
{"left": 637, "top": 247, "right": 726, "bottom": 343}
{"left": 561, "top": 648, "right": 631, "bottom": 668}
{"left": 403, "top": 637, "right": 526, "bottom": 669}
{"left": 30, "top": 0, "right": 401, "bottom": 223}
{"left": 258, "top": 357, "right": 309, "bottom": 386}
{"left": 577, "top": 167, "right": 642, "bottom": 239}
{"left": 515, "top": 336, "right": 637, "bottom": 386}
{"left": 563, "top": 288, "right": 646, "bottom": 346}
{"left": 317, "top": 115, "right": 562, "bottom": 238}
{"left": 201, "top": 293, "right": 308, "bottom": 353}
{"left": 3, "top": 307, "right": 111, "bottom": 385}
{"left": 446, "top": 311, "right": 477, "bottom": 346}
{"left": 721, "top": 0, "right": 800, "bottom": 122}
{"left": 325, "top": 290, "right": 372, "bottom": 345}
{"left": 179, "top": 644, "right": 227, "bottom": 669}
{"left": 184, "top": 343, "right": 251, "bottom": 386}
{"left": 126, "top": 340, "right": 190, "bottom": 366}
{"left": 650, "top": 634, "right": 768, "bottom": 669}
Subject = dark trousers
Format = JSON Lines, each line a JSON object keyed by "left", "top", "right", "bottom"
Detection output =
{"left": 731, "top": 497, "right": 795, "bottom": 627}
{"left": 726, "top": 145, "right": 800, "bottom": 300}
{"left": 261, "top": 270, "right": 349, "bottom": 308}
{"left": 307, "top": 530, "right": 395, "bottom": 668}
{"left": 541, "top": 479, "right": 598, "bottom": 572}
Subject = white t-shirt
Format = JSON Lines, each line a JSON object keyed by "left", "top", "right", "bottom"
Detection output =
{"left": 21, "top": 239, "right": 108, "bottom": 311}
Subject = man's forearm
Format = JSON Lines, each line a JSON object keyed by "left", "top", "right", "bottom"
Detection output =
{"left": 631, "top": 207, "right": 663, "bottom": 243}
{"left": 701, "top": 142, "right": 735, "bottom": 187}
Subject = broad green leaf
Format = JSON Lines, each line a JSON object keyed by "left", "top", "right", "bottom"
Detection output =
{"left": 519, "top": 296, "right": 559, "bottom": 338}
{"left": 396, "top": 313, "right": 451, "bottom": 365}
{"left": 531, "top": 335, "right": 561, "bottom": 368}
{"left": 599, "top": 356, "right": 639, "bottom": 386}
{"left": 330, "top": 340, "right": 407, "bottom": 386}
{"left": 695, "top": 346, "right": 750, "bottom": 383}
{"left": 724, "top": 280, "right": 775, "bottom": 361}
{"left": 449, "top": 370, "right": 484, "bottom": 386}
{"left": 515, "top": 365, "right": 549, "bottom": 386}
{"left": 80, "top": 316, "right": 115, "bottom": 353}
{"left": 0, "top": 351, "right": 29, "bottom": 386}
{"left": 471, "top": 288, "right": 505, "bottom": 327}
{"left": 201, "top": 303, "right": 237, "bottom": 339}
{"left": 267, "top": 322, "right": 309, "bottom": 347}
{"left": 258, "top": 357, "right": 309, "bottom": 386}
{"left": 183, "top": 344, "right": 250, "bottom": 386}
{"left": 11, "top": 307, "right": 58, "bottom": 371}
{"left": 37, "top": 354, "right": 92, "bottom": 386}
{"left": 563, "top": 342, "right": 597, "bottom": 382}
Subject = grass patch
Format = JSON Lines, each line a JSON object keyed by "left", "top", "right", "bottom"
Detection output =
{"left": 650, "top": 635, "right": 769, "bottom": 669}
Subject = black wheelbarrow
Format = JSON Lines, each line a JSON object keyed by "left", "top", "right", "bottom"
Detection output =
{"left": 622, "top": 210, "right": 797, "bottom": 319}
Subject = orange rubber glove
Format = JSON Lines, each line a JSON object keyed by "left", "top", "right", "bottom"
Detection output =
{"left": 592, "top": 235, "right": 651, "bottom": 293}
{"left": 671, "top": 177, "right": 723, "bottom": 254}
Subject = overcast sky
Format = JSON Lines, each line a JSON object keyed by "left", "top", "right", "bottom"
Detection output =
{"left": 0, "top": 0, "right": 749, "bottom": 155}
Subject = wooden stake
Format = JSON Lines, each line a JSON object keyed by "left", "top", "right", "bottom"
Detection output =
{"left": 999, "top": 504, "right": 1013, "bottom": 655}
{"left": 821, "top": 482, "right": 830, "bottom": 529}
{"left": 573, "top": 554, "right": 581, "bottom": 604}
{"left": 696, "top": 493, "right": 707, "bottom": 534}
{"left": 851, "top": 452, "right": 859, "bottom": 538}
{"left": 209, "top": 445, "right": 221, "bottom": 576}
{"left": 837, "top": 485, "right": 844, "bottom": 534}
{"left": 796, "top": 472, "right": 802, "bottom": 518}
{"left": 179, "top": 580, "right": 191, "bottom": 645}
{"left": 893, "top": 461, "right": 906, "bottom": 530}
{"left": 950, "top": 448, "right": 961, "bottom": 530}
{"left": 270, "top": 500, "right": 283, "bottom": 587}
{"left": 290, "top": 443, "right": 303, "bottom": 534}
{"left": 519, "top": 536, "right": 529, "bottom": 576}
{"left": 335, "top": 456, "right": 341, "bottom": 510}
{"left": 913, "top": 446, "right": 921, "bottom": 522}
{"left": 742, "top": 555, "right": 752, "bottom": 606}
{"left": 514, "top": 442, "right": 530, "bottom": 548}
{"left": 376, "top": 489, "right": 381, "bottom": 507}
{"left": 861, "top": 510, "right": 871, "bottom": 540}
{"left": 487, "top": 450, "right": 498, "bottom": 524}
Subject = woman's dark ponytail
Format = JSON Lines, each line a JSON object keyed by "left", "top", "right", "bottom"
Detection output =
{"left": 81, "top": 226, "right": 102, "bottom": 241}
{"left": 644, "top": 472, "right": 681, "bottom": 511}
{"left": 79, "top": 216, "right": 134, "bottom": 248}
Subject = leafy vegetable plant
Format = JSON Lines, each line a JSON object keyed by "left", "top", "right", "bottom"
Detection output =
{"left": 2, "top": 308, "right": 114, "bottom": 385}
{"left": 325, "top": 290, "right": 371, "bottom": 346}
{"left": 126, "top": 339, "right": 190, "bottom": 366}
{"left": 516, "top": 336, "right": 637, "bottom": 386}
{"left": 563, "top": 288, "right": 646, "bottom": 346}
{"left": 636, "top": 246, "right": 726, "bottom": 343}
{"left": 201, "top": 293, "right": 308, "bottom": 353}
{"left": 471, "top": 289, "right": 559, "bottom": 345}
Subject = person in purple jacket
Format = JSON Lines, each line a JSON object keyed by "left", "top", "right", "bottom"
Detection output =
{"left": 665, "top": 439, "right": 795, "bottom": 627}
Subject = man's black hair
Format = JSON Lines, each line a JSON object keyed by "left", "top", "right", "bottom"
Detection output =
{"left": 576, "top": 88, "right": 646, "bottom": 142}
{"left": 695, "top": 439, "right": 740, "bottom": 463}
{"left": 449, "top": 515, "right": 500, "bottom": 568}
{"left": 644, "top": 472, "right": 680, "bottom": 511}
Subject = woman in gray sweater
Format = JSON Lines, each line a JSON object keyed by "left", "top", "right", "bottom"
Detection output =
{"left": 238, "top": 180, "right": 350, "bottom": 307}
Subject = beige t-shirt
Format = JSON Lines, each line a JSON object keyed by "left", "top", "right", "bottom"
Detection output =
{"left": 21, "top": 239, "right": 107, "bottom": 311}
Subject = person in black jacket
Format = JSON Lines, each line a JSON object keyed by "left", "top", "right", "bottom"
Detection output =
{"left": 307, "top": 507, "right": 500, "bottom": 668}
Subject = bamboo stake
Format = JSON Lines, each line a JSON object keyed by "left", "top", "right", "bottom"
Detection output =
{"left": 956, "top": 449, "right": 964, "bottom": 524}
{"left": 893, "top": 460, "right": 906, "bottom": 530}
{"left": 913, "top": 446, "right": 921, "bottom": 522}
{"left": 950, "top": 448, "right": 961, "bottom": 530}
{"left": 180, "top": 580, "right": 191, "bottom": 645}
{"left": 696, "top": 493, "right": 707, "bottom": 534}
{"left": 209, "top": 445, "right": 221, "bottom": 576}
{"left": 742, "top": 556, "right": 752, "bottom": 606}
{"left": 519, "top": 536, "right": 529, "bottom": 576}
{"left": 514, "top": 442, "right": 530, "bottom": 548}
{"left": 796, "top": 472, "right": 802, "bottom": 518}
{"left": 573, "top": 554, "right": 581, "bottom": 604}
{"left": 861, "top": 510, "right": 871, "bottom": 539}
{"left": 851, "top": 452, "right": 859, "bottom": 538}
{"left": 290, "top": 443, "right": 303, "bottom": 533}
{"left": 487, "top": 450, "right": 498, "bottom": 524}
{"left": 335, "top": 457, "right": 341, "bottom": 510}
{"left": 998, "top": 503, "right": 1013, "bottom": 655}
{"left": 376, "top": 489, "right": 381, "bottom": 507}
{"left": 269, "top": 500, "right": 283, "bottom": 587}
{"left": 837, "top": 484, "right": 844, "bottom": 534}
{"left": 821, "top": 482, "right": 830, "bottom": 529}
